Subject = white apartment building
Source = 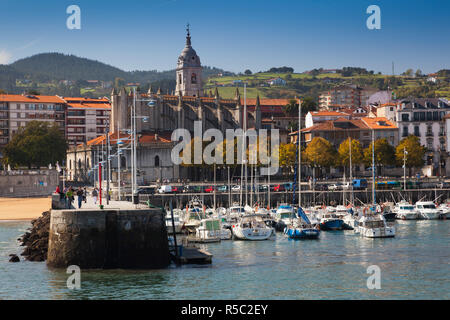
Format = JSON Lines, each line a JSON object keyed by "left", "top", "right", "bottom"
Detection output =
{"left": 395, "top": 98, "right": 450, "bottom": 174}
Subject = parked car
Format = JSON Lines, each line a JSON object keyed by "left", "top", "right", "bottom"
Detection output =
{"left": 328, "top": 183, "right": 342, "bottom": 191}
{"left": 437, "top": 182, "right": 450, "bottom": 189}
{"left": 314, "top": 184, "right": 328, "bottom": 191}
{"left": 157, "top": 185, "right": 172, "bottom": 194}
{"left": 341, "top": 182, "right": 352, "bottom": 190}
{"left": 258, "top": 184, "right": 268, "bottom": 192}
{"left": 231, "top": 185, "right": 241, "bottom": 192}
{"left": 283, "top": 182, "right": 294, "bottom": 191}
{"left": 137, "top": 187, "right": 155, "bottom": 195}
{"left": 204, "top": 186, "right": 215, "bottom": 193}
{"left": 217, "top": 185, "right": 228, "bottom": 192}
{"left": 274, "top": 184, "right": 285, "bottom": 192}
{"left": 171, "top": 186, "right": 180, "bottom": 193}
{"left": 352, "top": 179, "right": 368, "bottom": 190}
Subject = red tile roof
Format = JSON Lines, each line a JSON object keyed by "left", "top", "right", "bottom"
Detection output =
{"left": 85, "top": 132, "right": 172, "bottom": 147}
{"left": 309, "top": 111, "right": 351, "bottom": 117}
{"left": 67, "top": 103, "right": 111, "bottom": 110}
{"left": 0, "top": 94, "right": 65, "bottom": 103}
{"left": 361, "top": 117, "right": 397, "bottom": 129}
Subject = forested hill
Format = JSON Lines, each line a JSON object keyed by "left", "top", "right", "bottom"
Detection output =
{"left": 0, "top": 52, "right": 231, "bottom": 95}
{"left": 4, "top": 52, "right": 230, "bottom": 84}
{"left": 11, "top": 53, "right": 128, "bottom": 81}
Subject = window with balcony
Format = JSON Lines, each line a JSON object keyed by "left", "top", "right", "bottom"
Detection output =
{"left": 401, "top": 113, "right": 409, "bottom": 122}
{"left": 414, "top": 126, "right": 420, "bottom": 136}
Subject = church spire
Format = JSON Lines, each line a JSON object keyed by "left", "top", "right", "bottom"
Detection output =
{"left": 186, "top": 23, "right": 191, "bottom": 47}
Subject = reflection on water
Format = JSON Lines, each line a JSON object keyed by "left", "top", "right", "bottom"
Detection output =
{"left": 0, "top": 220, "right": 448, "bottom": 299}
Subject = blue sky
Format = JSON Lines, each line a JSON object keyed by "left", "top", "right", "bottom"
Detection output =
{"left": 0, "top": 0, "right": 449, "bottom": 74}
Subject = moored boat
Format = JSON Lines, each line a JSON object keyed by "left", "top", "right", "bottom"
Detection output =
{"left": 392, "top": 200, "right": 419, "bottom": 220}
{"left": 355, "top": 210, "right": 395, "bottom": 238}
{"left": 415, "top": 201, "right": 441, "bottom": 220}
{"left": 231, "top": 214, "right": 274, "bottom": 240}
{"left": 318, "top": 212, "right": 344, "bottom": 231}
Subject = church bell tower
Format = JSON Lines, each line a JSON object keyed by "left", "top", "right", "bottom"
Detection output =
{"left": 176, "top": 24, "right": 203, "bottom": 97}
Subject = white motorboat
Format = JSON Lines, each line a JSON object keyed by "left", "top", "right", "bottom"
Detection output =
{"left": 415, "top": 201, "right": 441, "bottom": 220}
{"left": 355, "top": 211, "right": 395, "bottom": 238}
{"left": 274, "top": 204, "right": 294, "bottom": 231}
{"left": 166, "top": 212, "right": 183, "bottom": 234}
{"left": 392, "top": 200, "right": 419, "bottom": 220}
{"left": 195, "top": 218, "right": 232, "bottom": 241}
{"left": 437, "top": 203, "right": 450, "bottom": 219}
{"left": 227, "top": 205, "right": 245, "bottom": 218}
{"left": 231, "top": 214, "right": 274, "bottom": 240}
{"left": 183, "top": 198, "right": 207, "bottom": 233}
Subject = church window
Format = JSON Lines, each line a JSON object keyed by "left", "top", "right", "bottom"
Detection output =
{"left": 178, "top": 74, "right": 182, "bottom": 84}
{"left": 155, "top": 155, "right": 160, "bottom": 167}
{"left": 191, "top": 73, "right": 197, "bottom": 84}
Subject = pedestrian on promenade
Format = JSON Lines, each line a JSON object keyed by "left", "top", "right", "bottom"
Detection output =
{"left": 76, "top": 187, "right": 84, "bottom": 209}
{"left": 66, "top": 187, "right": 74, "bottom": 209}
{"left": 63, "top": 186, "right": 68, "bottom": 208}
{"left": 92, "top": 188, "right": 98, "bottom": 204}
{"left": 83, "top": 187, "right": 87, "bottom": 203}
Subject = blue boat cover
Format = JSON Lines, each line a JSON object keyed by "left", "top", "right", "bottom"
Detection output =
{"left": 297, "top": 207, "right": 311, "bottom": 224}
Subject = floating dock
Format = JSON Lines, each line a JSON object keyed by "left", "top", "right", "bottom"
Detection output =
{"left": 170, "top": 245, "right": 213, "bottom": 265}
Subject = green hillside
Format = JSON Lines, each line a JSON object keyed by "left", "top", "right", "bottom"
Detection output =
{"left": 205, "top": 71, "right": 450, "bottom": 100}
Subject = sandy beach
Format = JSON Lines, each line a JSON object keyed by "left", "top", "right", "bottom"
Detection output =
{"left": 0, "top": 197, "right": 51, "bottom": 220}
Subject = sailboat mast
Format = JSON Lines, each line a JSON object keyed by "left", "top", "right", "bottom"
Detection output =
{"left": 298, "top": 98, "right": 302, "bottom": 208}
{"left": 372, "top": 129, "right": 375, "bottom": 206}
{"left": 349, "top": 135, "right": 353, "bottom": 205}
{"left": 244, "top": 82, "right": 248, "bottom": 206}
{"left": 268, "top": 138, "right": 271, "bottom": 209}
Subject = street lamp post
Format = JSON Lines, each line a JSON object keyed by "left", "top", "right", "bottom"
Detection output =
{"left": 403, "top": 147, "right": 408, "bottom": 191}
{"left": 130, "top": 86, "right": 157, "bottom": 204}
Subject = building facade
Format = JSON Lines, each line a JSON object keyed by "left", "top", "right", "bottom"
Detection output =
{"left": 0, "top": 94, "right": 66, "bottom": 149}
{"left": 64, "top": 97, "right": 111, "bottom": 147}
{"left": 395, "top": 98, "right": 450, "bottom": 171}
{"left": 0, "top": 94, "right": 112, "bottom": 153}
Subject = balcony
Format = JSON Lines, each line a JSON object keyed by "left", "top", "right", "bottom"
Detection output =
{"left": 426, "top": 132, "right": 434, "bottom": 137}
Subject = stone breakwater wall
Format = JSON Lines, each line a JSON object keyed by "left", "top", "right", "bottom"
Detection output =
{"left": 47, "top": 208, "right": 170, "bottom": 269}
{"left": 0, "top": 171, "right": 58, "bottom": 197}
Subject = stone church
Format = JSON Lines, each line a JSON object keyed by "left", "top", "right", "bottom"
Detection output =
{"left": 66, "top": 27, "right": 293, "bottom": 184}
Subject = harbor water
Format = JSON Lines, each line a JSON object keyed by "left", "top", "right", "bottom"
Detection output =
{"left": 0, "top": 219, "right": 448, "bottom": 300}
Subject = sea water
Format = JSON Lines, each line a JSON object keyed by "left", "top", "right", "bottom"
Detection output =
{"left": 0, "top": 220, "right": 448, "bottom": 300}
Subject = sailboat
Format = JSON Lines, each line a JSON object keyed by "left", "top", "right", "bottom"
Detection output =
{"left": 231, "top": 83, "right": 274, "bottom": 241}
{"left": 284, "top": 98, "right": 320, "bottom": 240}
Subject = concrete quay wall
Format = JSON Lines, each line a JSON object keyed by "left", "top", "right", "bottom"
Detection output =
{"left": 47, "top": 208, "right": 170, "bottom": 269}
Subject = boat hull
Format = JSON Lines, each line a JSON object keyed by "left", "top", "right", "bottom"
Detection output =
{"left": 396, "top": 212, "right": 419, "bottom": 220}
{"left": 319, "top": 219, "right": 344, "bottom": 231}
{"left": 284, "top": 227, "right": 319, "bottom": 239}
{"left": 232, "top": 227, "right": 273, "bottom": 240}
{"left": 357, "top": 227, "right": 396, "bottom": 238}
{"left": 383, "top": 212, "right": 396, "bottom": 222}
{"left": 419, "top": 211, "right": 440, "bottom": 220}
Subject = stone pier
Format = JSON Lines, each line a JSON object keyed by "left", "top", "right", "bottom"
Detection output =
{"left": 47, "top": 208, "right": 170, "bottom": 269}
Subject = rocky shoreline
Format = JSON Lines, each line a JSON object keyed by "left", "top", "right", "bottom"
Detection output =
{"left": 17, "top": 210, "right": 50, "bottom": 262}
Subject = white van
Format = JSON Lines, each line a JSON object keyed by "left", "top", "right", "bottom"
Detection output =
{"left": 158, "top": 185, "right": 172, "bottom": 194}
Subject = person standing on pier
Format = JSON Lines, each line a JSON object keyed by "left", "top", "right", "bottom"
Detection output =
{"left": 76, "top": 187, "right": 84, "bottom": 209}
{"left": 92, "top": 188, "right": 98, "bottom": 205}
{"left": 66, "top": 187, "right": 74, "bottom": 209}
